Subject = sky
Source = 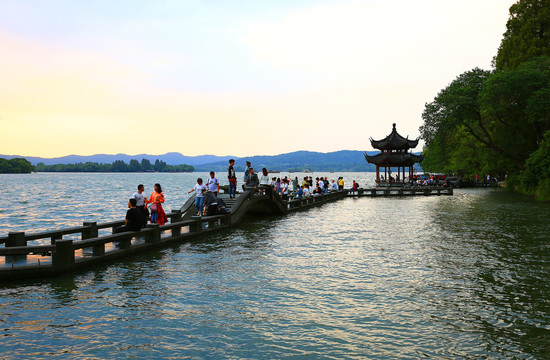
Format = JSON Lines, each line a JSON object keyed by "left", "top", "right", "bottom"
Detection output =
{"left": 0, "top": 0, "right": 517, "bottom": 158}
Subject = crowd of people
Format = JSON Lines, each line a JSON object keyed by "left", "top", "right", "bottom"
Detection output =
{"left": 116, "top": 159, "right": 355, "bottom": 233}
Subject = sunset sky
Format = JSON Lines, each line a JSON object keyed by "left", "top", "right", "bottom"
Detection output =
{"left": 0, "top": 0, "right": 516, "bottom": 158}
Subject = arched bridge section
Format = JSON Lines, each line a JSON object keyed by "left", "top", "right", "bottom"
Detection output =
{"left": 181, "top": 188, "right": 347, "bottom": 225}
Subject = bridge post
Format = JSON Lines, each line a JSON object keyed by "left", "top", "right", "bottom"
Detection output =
{"left": 171, "top": 210, "right": 182, "bottom": 237}
{"left": 145, "top": 224, "right": 160, "bottom": 244}
{"left": 170, "top": 210, "right": 182, "bottom": 223}
{"left": 223, "top": 214, "right": 231, "bottom": 226}
{"left": 83, "top": 222, "right": 98, "bottom": 239}
{"left": 208, "top": 218, "right": 217, "bottom": 229}
{"left": 6, "top": 232, "right": 26, "bottom": 263}
{"left": 190, "top": 216, "right": 202, "bottom": 233}
{"left": 117, "top": 234, "right": 132, "bottom": 249}
{"left": 83, "top": 222, "right": 103, "bottom": 256}
{"left": 6, "top": 232, "right": 26, "bottom": 247}
{"left": 52, "top": 239, "right": 74, "bottom": 267}
{"left": 51, "top": 234, "right": 62, "bottom": 245}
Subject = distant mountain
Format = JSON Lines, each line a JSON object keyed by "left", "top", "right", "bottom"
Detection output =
{"left": 194, "top": 150, "right": 382, "bottom": 172}
{"left": 0, "top": 153, "right": 235, "bottom": 166}
{"left": 1, "top": 150, "right": 423, "bottom": 172}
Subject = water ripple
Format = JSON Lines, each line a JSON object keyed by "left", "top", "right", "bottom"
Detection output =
{"left": 1, "top": 174, "right": 550, "bottom": 358}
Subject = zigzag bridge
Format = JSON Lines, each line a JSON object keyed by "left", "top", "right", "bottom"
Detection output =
{"left": 0, "top": 186, "right": 452, "bottom": 280}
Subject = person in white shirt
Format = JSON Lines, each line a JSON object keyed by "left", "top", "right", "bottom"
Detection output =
{"left": 133, "top": 184, "right": 148, "bottom": 226}
{"left": 188, "top": 178, "right": 207, "bottom": 215}
{"left": 330, "top": 180, "right": 338, "bottom": 191}
{"left": 303, "top": 186, "right": 310, "bottom": 197}
{"left": 281, "top": 179, "right": 289, "bottom": 200}
{"left": 206, "top": 171, "right": 220, "bottom": 197}
{"left": 259, "top": 168, "right": 270, "bottom": 186}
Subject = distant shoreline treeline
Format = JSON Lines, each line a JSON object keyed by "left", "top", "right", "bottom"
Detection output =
{"left": 34, "top": 158, "right": 194, "bottom": 173}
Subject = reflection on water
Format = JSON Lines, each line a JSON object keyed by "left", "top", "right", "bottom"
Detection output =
{"left": 1, "top": 174, "right": 550, "bottom": 358}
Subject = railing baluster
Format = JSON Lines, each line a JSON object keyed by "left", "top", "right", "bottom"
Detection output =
{"left": 6, "top": 232, "right": 26, "bottom": 263}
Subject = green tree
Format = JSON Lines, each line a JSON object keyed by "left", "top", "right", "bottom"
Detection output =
{"left": 494, "top": 0, "right": 550, "bottom": 70}
{"left": 153, "top": 159, "right": 166, "bottom": 172}
{"left": 480, "top": 56, "right": 550, "bottom": 169}
{"left": 420, "top": 59, "right": 550, "bottom": 175}
{"left": 419, "top": 68, "right": 497, "bottom": 174}
{"left": 141, "top": 158, "right": 152, "bottom": 171}
{"left": 128, "top": 159, "right": 141, "bottom": 172}
{"left": 111, "top": 160, "right": 128, "bottom": 172}
{"left": 0, "top": 158, "right": 34, "bottom": 173}
{"left": 521, "top": 130, "right": 550, "bottom": 199}
{"left": 0, "top": 158, "right": 12, "bottom": 173}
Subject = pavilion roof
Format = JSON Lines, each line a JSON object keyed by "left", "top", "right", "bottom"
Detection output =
{"left": 370, "top": 123, "right": 420, "bottom": 151}
{"left": 364, "top": 152, "right": 424, "bottom": 166}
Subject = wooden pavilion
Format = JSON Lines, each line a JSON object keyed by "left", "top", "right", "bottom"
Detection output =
{"left": 364, "top": 123, "right": 424, "bottom": 185}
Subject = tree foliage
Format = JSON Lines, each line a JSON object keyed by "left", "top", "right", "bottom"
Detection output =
{"left": 521, "top": 130, "right": 550, "bottom": 190}
{"left": 0, "top": 158, "right": 35, "bottom": 173}
{"left": 494, "top": 0, "right": 550, "bottom": 70}
{"left": 420, "top": 57, "right": 550, "bottom": 177}
{"left": 419, "top": 68, "right": 498, "bottom": 175}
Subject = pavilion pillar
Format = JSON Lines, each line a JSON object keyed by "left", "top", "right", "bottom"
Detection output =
{"left": 376, "top": 166, "right": 380, "bottom": 182}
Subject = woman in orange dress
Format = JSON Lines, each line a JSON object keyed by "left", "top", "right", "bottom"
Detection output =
{"left": 148, "top": 183, "right": 167, "bottom": 225}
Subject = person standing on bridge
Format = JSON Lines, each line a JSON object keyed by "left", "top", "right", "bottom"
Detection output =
{"left": 206, "top": 171, "right": 220, "bottom": 197}
{"left": 227, "top": 159, "right": 237, "bottom": 199}
{"left": 281, "top": 179, "right": 289, "bottom": 200}
{"left": 242, "top": 161, "right": 251, "bottom": 191}
{"left": 188, "top": 178, "right": 206, "bottom": 216}
{"left": 245, "top": 167, "right": 259, "bottom": 189}
{"left": 259, "top": 168, "right": 271, "bottom": 198}
{"left": 148, "top": 183, "right": 167, "bottom": 225}
{"left": 259, "top": 168, "right": 270, "bottom": 187}
{"left": 133, "top": 184, "right": 148, "bottom": 226}
{"left": 338, "top": 177, "right": 344, "bottom": 191}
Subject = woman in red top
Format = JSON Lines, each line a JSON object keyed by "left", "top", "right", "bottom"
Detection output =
{"left": 148, "top": 183, "right": 167, "bottom": 225}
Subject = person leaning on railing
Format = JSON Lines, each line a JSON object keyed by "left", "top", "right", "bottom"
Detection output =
{"left": 244, "top": 167, "right": 259, "bottom": 190}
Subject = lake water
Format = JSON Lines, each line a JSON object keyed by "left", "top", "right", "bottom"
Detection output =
{"left": 1, "top": 172, "right": 549, "bottom": 359}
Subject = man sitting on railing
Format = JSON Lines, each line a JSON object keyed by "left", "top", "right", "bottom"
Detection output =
{"left": 115, "top": 198, "right": 143, "bottom": 233}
